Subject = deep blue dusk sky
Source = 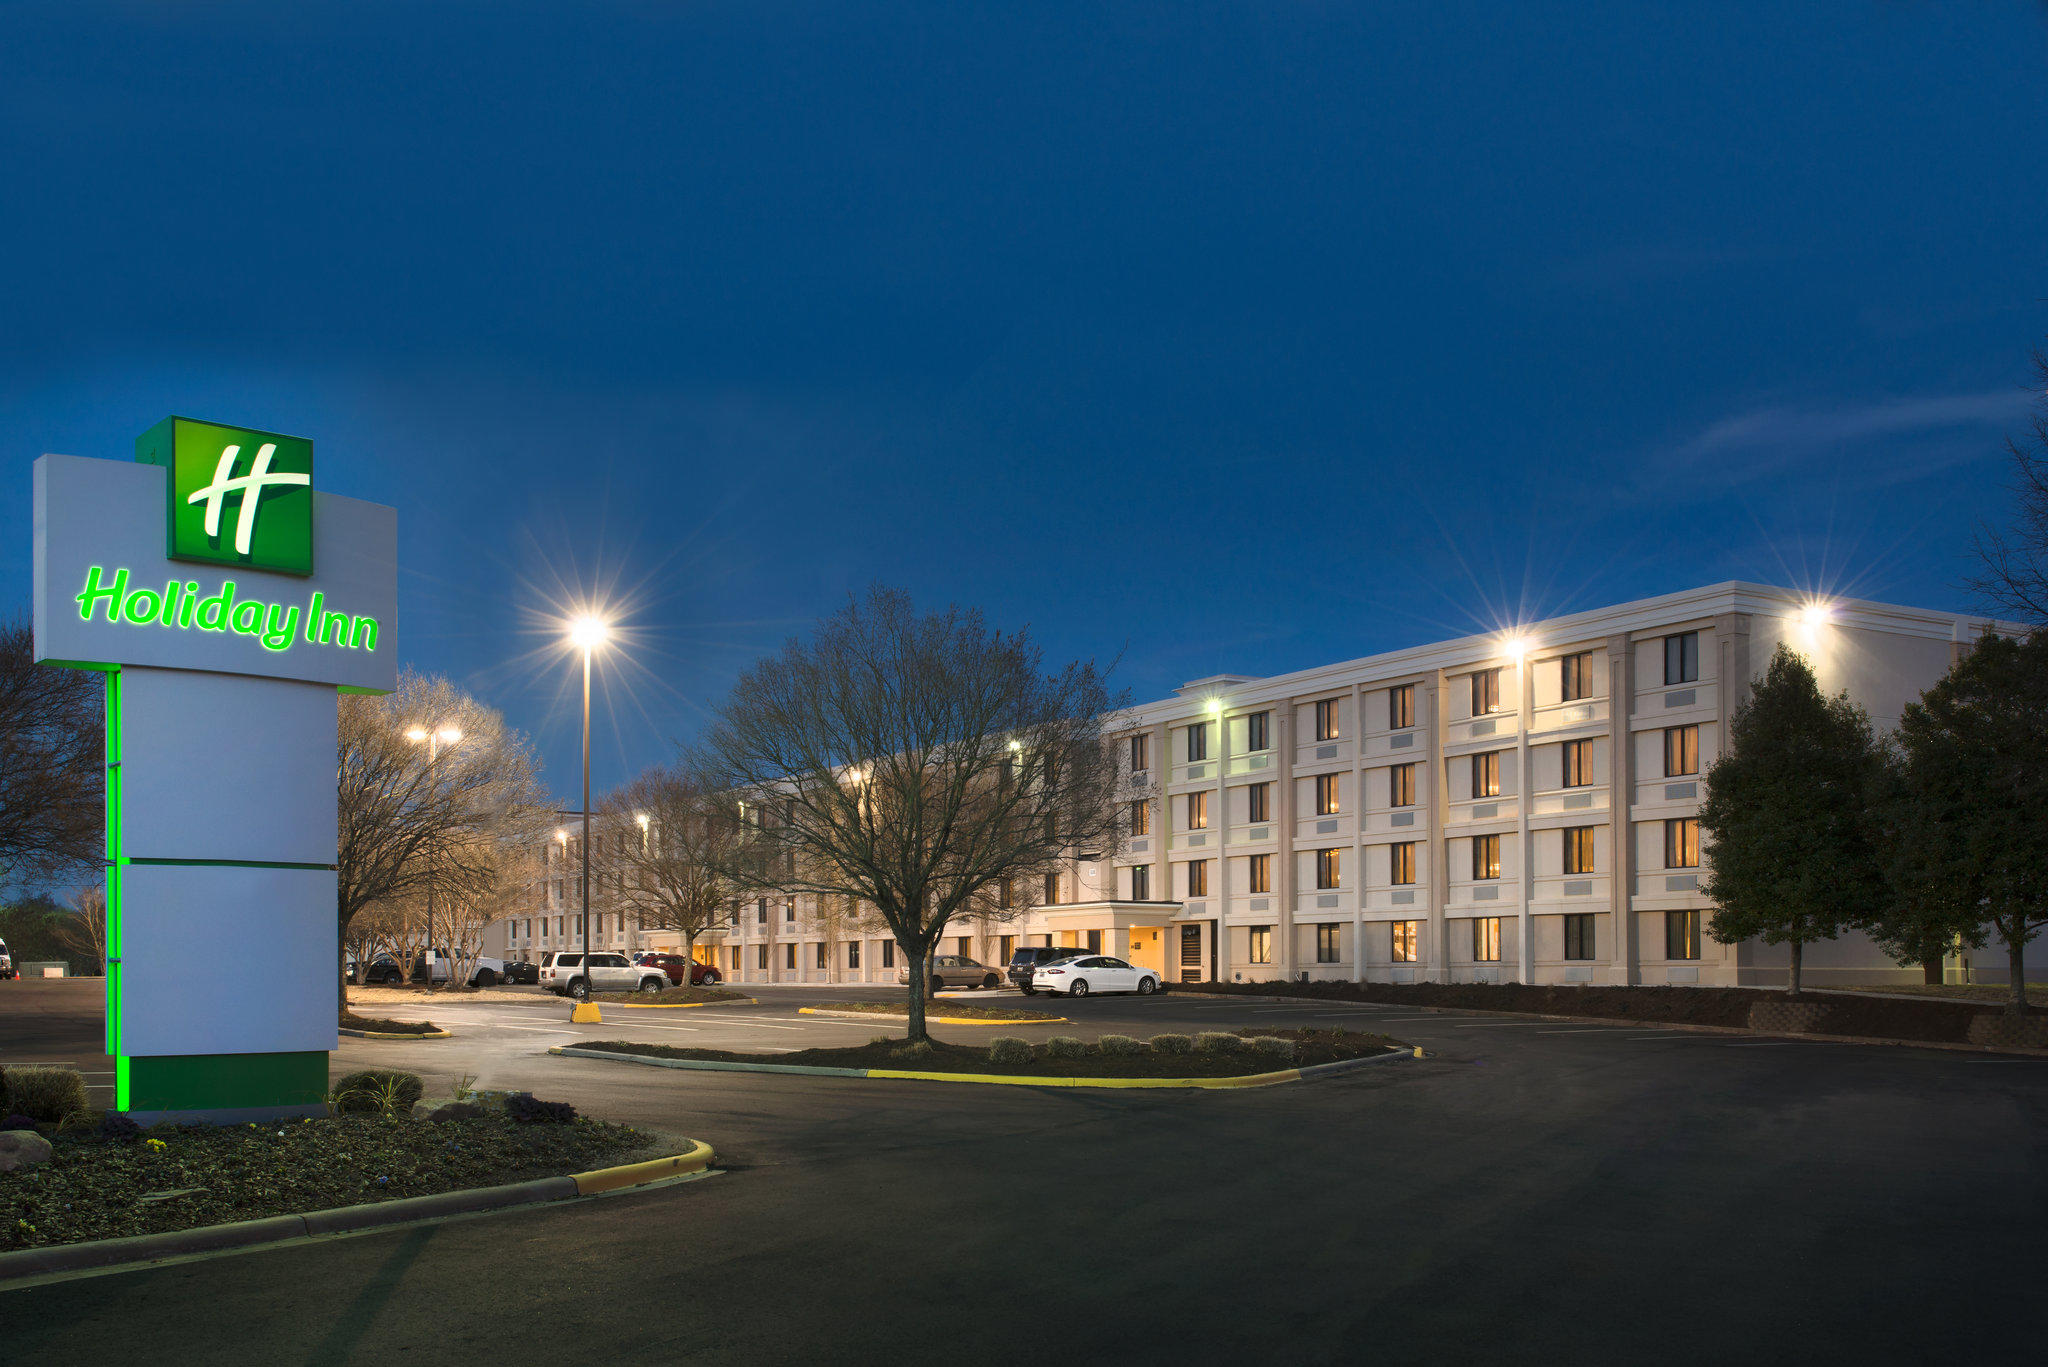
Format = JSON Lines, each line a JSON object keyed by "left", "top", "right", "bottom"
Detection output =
{"left": 4, "top": 3, "right": 2045, "bottom": 800}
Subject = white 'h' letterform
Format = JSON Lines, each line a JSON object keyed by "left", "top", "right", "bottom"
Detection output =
{"left": 187, "top": 444, "right": 310, "bottom": 555}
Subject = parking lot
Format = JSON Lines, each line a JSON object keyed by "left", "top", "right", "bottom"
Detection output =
{"left": 5, "top": 978, "right": 2044, "bottom": 1363}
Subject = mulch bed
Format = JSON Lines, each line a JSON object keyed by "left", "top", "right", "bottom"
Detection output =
{"left": 340, "top": 1012, "right": 442, "bottom": 1035}
{"left": 580, "top": 1027, "right": 1398, "bottom": 1079}
{"left": 1, "top": 1112, "right": 647, "bottom": 1250}
{"left": 1177, "top": 980, "right": 2017, "bottom": 1043}
{"left": 593, "top": 985, "right": 749, "bottom": 1005}
{"left": 814, "top": 1000, "right": 1055, "bottom": 1021}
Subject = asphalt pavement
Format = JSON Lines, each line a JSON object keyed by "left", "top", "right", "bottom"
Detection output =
{"left": 3, "top": 978, "right": 2043, "bottom": 1364}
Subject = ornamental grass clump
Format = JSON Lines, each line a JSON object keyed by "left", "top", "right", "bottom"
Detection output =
{"left": 1148, "top": 1033, "right": 1193, "bottom": 1054}
{"left": 1044, "top": 1036, "right": 1087, "bottom": 1059}
{"left": 332, "top": 1069, "right": 424, "bottom": 1117}
{"left": 3, "top": 1067, "right": 88, "bottom": 1124}
{"left": 1095, "top": 1034, "right": 1147, "bottom": 1056}
{"left": 1193, "top": 1032, "right": 1241, "bottom": 1053}
{"left": 987, "top": 1037, "right": 1033, "bottom": 1065}
{"left": 1246, "top": 1036, "right": 1296, "bottom": 1062}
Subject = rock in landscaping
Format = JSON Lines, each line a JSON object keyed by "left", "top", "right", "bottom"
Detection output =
{"left": 426, "top": 1101, "right": 488, "bottom": 1123}
{"left": 0, "top": 1129, "right": 54, "bottom": 1173}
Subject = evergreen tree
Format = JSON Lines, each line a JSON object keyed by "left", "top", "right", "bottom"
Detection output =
{"left": 1700, "top": 644, "right": 1886, "bottom": 995}
{"left": 1876, "top": 632, "right": 2048, "bottom": 1017}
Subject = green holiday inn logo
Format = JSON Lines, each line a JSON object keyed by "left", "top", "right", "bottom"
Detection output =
{"left": 136, "top": 416, "right": 314, "bottom": 575}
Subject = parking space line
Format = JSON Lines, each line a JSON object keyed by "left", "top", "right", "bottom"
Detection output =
{"left": 1537, "top": 1028, "right": 1612, "bottom": 1034}
{"left": 1452, "top": 1022, "right": 1541, "bottom": 1028}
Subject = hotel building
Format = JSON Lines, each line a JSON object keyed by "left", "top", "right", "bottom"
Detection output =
{"left": 487, "top": 582, "right": 2025, "bottom": 989}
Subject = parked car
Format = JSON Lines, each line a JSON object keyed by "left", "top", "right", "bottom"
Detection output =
{"left": 0, "top": 937, "right": 14, "bottom": 980}
{"left": 1031, "top": 955, "right": 1161, "bottom": 998}
{"left": 406, "top": 949, "right": 511, "bottom": 987}
{"left": 540, "top": 950, "right": 669, "bottom": 1000}
{"left": 637, "top": 952, "right": 723, "bottom": 987}
{"left": 1006, "top": 945, "right": 1089, "bottom": 995}
{"left": 499, "top": 959, "right": 540, "bottom": 985}
{"left": 896, "top": 954, "right": 1004, "bottom": 993}
{"left": 355, "top": 954, "right": 404, "bottom": 985}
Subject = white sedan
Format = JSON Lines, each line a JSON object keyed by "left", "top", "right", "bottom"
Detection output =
{"left": 1031, "top": 955, "right": 1161, "bottom": 997}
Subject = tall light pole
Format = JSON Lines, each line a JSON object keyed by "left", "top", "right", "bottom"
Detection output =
{"left": 405, "top": 723, "right": 463, "bottom": 984}
{"left": 568, "top": 613, "right": 609, "bottom": 1019}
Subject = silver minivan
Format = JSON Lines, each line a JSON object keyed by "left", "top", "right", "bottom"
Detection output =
{"left": 540, "top": 950, "right": 668, "bottom": 1000}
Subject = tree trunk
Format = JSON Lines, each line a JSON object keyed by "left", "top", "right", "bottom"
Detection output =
{"left": 905, "top": 949, "right": 929, "bottom": 1043}
{"left": 684, "top": 932, "right": 697, "bottom": 987}
{"left": 1922, "top": 956, "right": 1942, "bottom": 986}
{"left": 1787, "top": 939, "right": 1804, "bottom": 998}
{"left": 2007, "top": 934, "right": 2028, "bottom": 1018}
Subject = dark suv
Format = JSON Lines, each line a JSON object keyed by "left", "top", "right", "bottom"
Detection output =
{"left": 1008, "top": 945, "right": 1086, "bottom": 995}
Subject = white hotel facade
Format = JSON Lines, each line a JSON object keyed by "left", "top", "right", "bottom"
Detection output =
{"left": 489, "top": 582, "right": 2019, "bottom": 990}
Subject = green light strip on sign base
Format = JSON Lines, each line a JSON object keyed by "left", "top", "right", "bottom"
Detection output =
{"left": 74, "top": 566, "right": 380, "bottom": 654}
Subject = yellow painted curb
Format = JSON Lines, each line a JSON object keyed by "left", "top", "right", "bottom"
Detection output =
{"left": 570, "top": 1140, "right": 716, "bottom": 1195}
{"left": 570, "top": 1002, "right": 603, "bottom": 1024}
{"left": 797, "top": 1006, "right": 1066, "bottom": 1026}
{"left": 338, "top": 1027, "right": 452, "bottom": 1039}
{"left": 617, "top": 996, "right": 758, "bottom": 1010}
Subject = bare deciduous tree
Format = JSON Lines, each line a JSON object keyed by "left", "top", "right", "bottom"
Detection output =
{"left": 1971, "top": 347, "right": 2048, "bottom": 627}
{"left": 595, "top": 762, "right": 760, "bottom": 981}
{"left": 336, "top": 671, "right": 552, "bottom": 1012}
{"left": 56, "top": 885, "right": 108, "bottom": 976}
{"left": 0, "top": 618, "right": 103, "bottom": 889}
{"left": 696, "top": 587, "right": 1127, "bottom": 1043}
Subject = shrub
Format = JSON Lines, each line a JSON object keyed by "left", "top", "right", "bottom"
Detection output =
{"left": 4, "top": 1067, "right": 88, "bottom": 1123}
{"left": 97, "top": 1112, "right": 143, "bottom": 1143}
{"left": 987, "top": 1037, "right": 1033, "bottom": 1065}
{"left": 1246, "top": 1036, "right": 1296, "bottom": 1062}
{"left": 1044, "top": 1036, "right": 1086, "bottom": 1059}
{"left": 332, "top": 1069, "right": 425, "bottom": 1116}
{"left": 1149, "top": 1033, "right": 1193, "bottom": 1054}
{"left": 889, "top": 1040, "right": 935, "bottom": 1062}
{"left": 1095, "top": 1034, "right": 1147, "bottom": 1056}
{"left": 1193, "top": 1032, "right": 1241, "bottom": 1053}
{"left": 504, "top": 1093, "right": 578, "bottom": 1124}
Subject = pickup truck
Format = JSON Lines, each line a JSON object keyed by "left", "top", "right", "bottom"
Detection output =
{"left": 0, "top": 937, "right": 14, "bottom": 980}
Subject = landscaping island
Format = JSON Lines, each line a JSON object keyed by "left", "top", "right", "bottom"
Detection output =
{"left": 339, "top": 1012, "right": 444, "bottom": 1036}
{"left": 802, "top": 1000, "right": 1055, "bottom": 1022}
{"left": 1, "top": 1070, "right": 649, "bottom": 1252}
{"left": 578, "top": 1026, "right": 1401, "bottom": 1080}
{"left": 594, "top": 984, "right": 749, "bottom": 1006}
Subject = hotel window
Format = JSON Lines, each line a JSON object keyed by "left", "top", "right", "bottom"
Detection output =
{"left": 1316, "top": 923, "right": 1341, "bottom": 964}
{"left": 882, "top": 941, "right": 895, "bottom": 968}
{"left": 1087, "top": 930, "right": 1103, "bottom": 954}
{"left": 1315, "top": 698, "right": 1340, "bottom": 741}
{"left": 1247, "top": 782, "right": 1271, "bottom": 823}
{"left": 756, "top": 899, "right": 767, "bottom": 924}
{"left": 1315, "top": 773, "right": 1340, "bottom": 815}
{"left": 1472, "top": 916, "right": 1502, "bottom": 962}
{"left": 1664, "top": 631, "right": 1700, "bottom": 685}
{"left": 1389, "top": 762, "right": 1417, "bottom": 808}
{"left": 1248, "top": 853, "right": 1271, "bottom": 894}
{"left": 1129, "top": 733, "right": 1149, "bottom": 773}
{"left": 1564, "top": 913, "right": 1595, "bottom": 960}
{"left": 1248, "top": 926, "right": 1273, "bottom": 964}
{"left": 1471, "top": 751, "right": 1500, "bottom": 798}
{"left": 1316, "top": 848, "right": 1341, "bottom": 889}
{"left": 756, "top": 945, "right": 768, "bottom": 970}
{"left": 1186, "top": 791, "right": 1209, "bottom": 830}
{"left": 998, "top": 879, "right": 1013, "bottom": 909}
{"left": 1561, "top": 651, "right": 1592, "bottom": 702}
{"left": 1246, "top": 710, "right": 1270, "bottom": 752}
{"left": 1471, "top": 668, "right": 1502, "bottom": 715}
{"left": 1187, "top": 723, "right": 1208, "bottom": 762}
{"left": 1390, "top": 841, "right": 1417, "bottom": 885}
{"left": 1562, "top": 738, "right": 1594, "bottom": 788}
{"left": 730, "top": 947, "right": 741, "bottom": 971}
{"left": 1666, "top": 818, "right": 1700, "bottom": 869}
{"left": 1664, "top": 724, "right": 1699, "bottom": 777}
{"left": 1389, "top": 684, "right": 1415, "bottom": 730}
{"left": 815, "top": 942, "right": 827, "bottom": 969}
{"left": 1043, "top": 872, "right": 1060, "bottom": 904}
{"left": 999, "top": 935, "right": 1015, "bottom": 963}
{"left": 1187, "top": 859, "right": 1210, "bottom": 897}
{"left": 1666, "top": 909, "right": 1701, "bottom": 960}
{"left": 785, "top": 900, "right": 795, "bottom": 922}
{"left": 1391, "top": 920, "right": 1420, "bottom": 963}
{"left": 1129, "top": 864, "right": 1151, "bottom": 900}
{"left": 848, "top": 941, "right": 861, "bottom": 969}
{"left": 1564, "top": 825, "right": 1595, "bottom": 876}
{"left": 784, "top": 943, "right": 796, "bottom": 970}
{"left": 1472, "top": 833, "right": 1501, "bottom": 881}
{"left": 1128, "top": 799, "right": 1151, "bottom": 837}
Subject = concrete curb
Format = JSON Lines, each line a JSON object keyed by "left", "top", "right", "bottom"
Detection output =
{"left": 611, "top": 996, "right": 757, "bottom": 1011}
{"left": 1174, "top": 990, "right": 2048, "bottom": 1057}
{"left": 337, "top": 1027, "right": 452, "bottom": 1039}
{"left": 552, "top": 1043, "right": 1415, "bottom": 1089}
{"left": 797, "top": 1006, "right": 1067, "bottom": 1026}
{"left": 0, "top": 1142, "right": 714, "bottom": 1284}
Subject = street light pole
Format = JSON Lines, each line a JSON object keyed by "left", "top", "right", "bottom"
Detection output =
{"left": 566, "top": 613, "right": 609, "bottom": 1018}
{"left": 406, "top": 724, "right": 462, "bottom": 985}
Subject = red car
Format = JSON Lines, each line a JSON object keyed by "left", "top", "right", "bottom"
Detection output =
{"left": 635, "top": 952, "right": 722, "bottom": 987}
